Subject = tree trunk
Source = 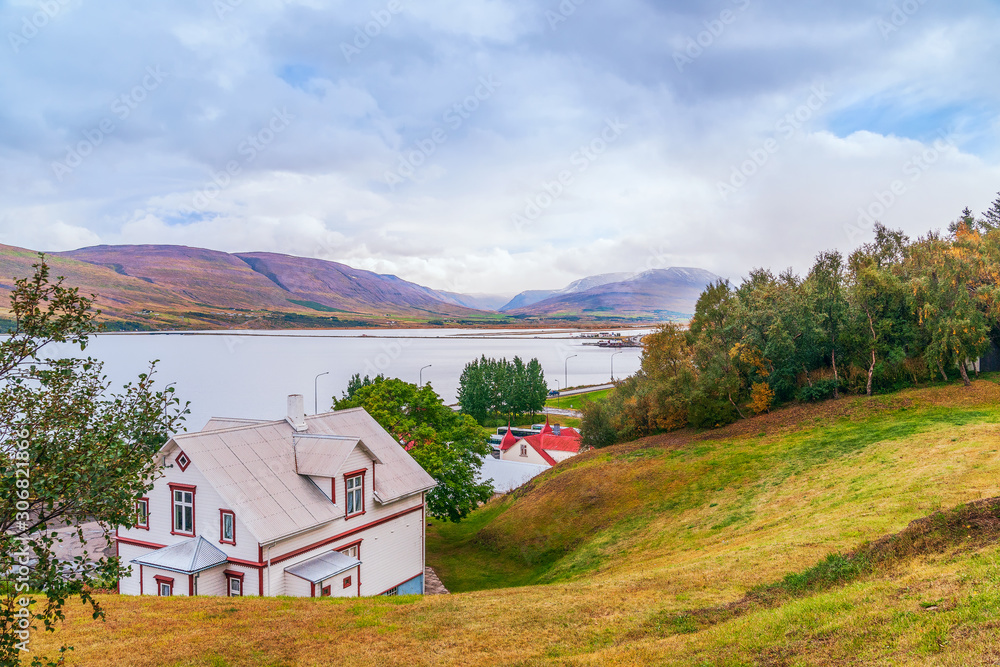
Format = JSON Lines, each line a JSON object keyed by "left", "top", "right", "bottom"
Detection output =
{"left": 832, "top": 348, "right": 839, "bottom": 399}
{"left": 866, "top": 348, "right": 875, "bottom": 397}
{"left": 959, "top": 359, "right": 971, "bottom": 386}
{"left": 938, "top": 361, "right": 948, "bottom": 382}
{"left": 865, "top": 309, "right": 876, "bottom": 397}
{"left": 803, "top": 365, "right": 813, "bottom": 388}
{"left": 727, "top": 392, "right": 746, "bottom": 420}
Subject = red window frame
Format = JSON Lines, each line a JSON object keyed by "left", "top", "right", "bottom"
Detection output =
{"left": 154, "top": 575, "right": 174, "bottom": 596}
{"left": 219, "top": 509, "right": 236, "bottom": 545}
{"left": 339, "top": 539, "right": 362, "bottom": 561}
{"left": 343, "top": 469, "right": 367, "bottom": 520}
{"left": 321, "top": 585, "right": 332, "bottom": 597}
{"left": 343, "top": 575, "right": 352, "bottom": 589}
{"left": 169, "top": 483, "right": 197, "bottom": 536}
{"left": 224, "top": 570, "right": 244, "bottom": 597}
{"left": 136, "top": 497, "right": 150, "bottom": 530}
{"left": 175, "top": 450, "right": 191, "bottom": 472}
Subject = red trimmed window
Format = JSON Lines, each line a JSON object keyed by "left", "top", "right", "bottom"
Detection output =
{"left": 321, "top": 585, "right": 331, "bottom": 597}
{"left": 169, "top": 483, "right": 196, "bottom": 536}
{"left": 136, "top": 498, "right": 150, "bottom": 530}
{"left": 219, "top": 510, "right": 236, "bottom": 545}
{"left": 344, "top": 470, "right": 366, "bottom": 519}
{"left": 225, "top": 570, "right": 244, "bottom": 597}
{"left": 154, "top": 575, "right": 174, "bottom": 596}
{"left": 343, "top": 575, "right": 352, "bottom": 589}
{"left": 340, "top": 543, "right": 359, "bottom": 560}
{"left": 175, "top": 451, "right": 190, "bottom": 471}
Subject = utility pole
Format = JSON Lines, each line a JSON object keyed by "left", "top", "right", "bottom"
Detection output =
{"left": 564, "top": 355, "right": 577, "bottom": 390}
{"left": 314, "top": 371, "right": 330, "bottom": 414}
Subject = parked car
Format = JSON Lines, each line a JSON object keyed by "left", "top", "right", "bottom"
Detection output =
{"left": 548, "top": 389, "right": 560, "bottom": 396}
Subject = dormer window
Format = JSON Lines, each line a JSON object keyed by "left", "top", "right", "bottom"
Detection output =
{"left": 344, "top": 470, "right": 366, "bottom": 519}
{"left": 175, "top": 451, "right": 190, "bottom": 471}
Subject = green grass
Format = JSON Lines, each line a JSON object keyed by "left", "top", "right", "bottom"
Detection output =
{"left": 546, "top": 387, "right": 614, "bottom": 410}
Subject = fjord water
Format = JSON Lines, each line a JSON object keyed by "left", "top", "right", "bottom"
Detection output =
{"left": 58, "top": 329, "right": 643, "bottom": 430}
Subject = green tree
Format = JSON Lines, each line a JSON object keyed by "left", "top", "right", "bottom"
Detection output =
{"left": 1, "top": 257, "right": 188, "bottom": 667}
{"left": 457, "top": 355, "right": 546, "bottom": 424}
{"left": 909, "top": 229, "right": 989, "bottom": 386}
{"left": 982, "top": 192, "right": 1000, "bottom": 230}
{"left": 334, "top": 377, "right": 492, "bottom": 522}
{"left": 341, "top": 372, "right": 385, "bottom": 401}
{"left": 846, "top": 224, "right": 911, "bottom": 396}
{"left": 806, "top": 250, "right": 848, "bottom": 397}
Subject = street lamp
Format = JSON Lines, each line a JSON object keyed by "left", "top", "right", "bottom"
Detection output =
{"left": 564, "top": 355, "right": 577, "bottom": 390}
{"left": 419, "top": 364, "right": 432, "bottom": 387}
{"left": 611, "top": 351, "right": 623, "bottom": 382}
{"left": 314, "top": 371, "right": 329, "bottom": 414}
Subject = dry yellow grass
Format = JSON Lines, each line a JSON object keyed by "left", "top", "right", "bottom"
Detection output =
{"left": 25, "top": 380, "right": 1000, "bottom": 666}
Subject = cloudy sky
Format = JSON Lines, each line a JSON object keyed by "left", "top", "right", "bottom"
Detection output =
{"left": 1, "top": 0, "right": 999, "bottom": 296}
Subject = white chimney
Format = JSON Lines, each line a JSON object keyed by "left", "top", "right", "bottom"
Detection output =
{"left": 286, "top": 394, "right": 307, "bottom": 432}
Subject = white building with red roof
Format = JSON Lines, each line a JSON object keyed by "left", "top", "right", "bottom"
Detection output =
{"left": 499, "top": 416, "right": 582, "bottom": 467}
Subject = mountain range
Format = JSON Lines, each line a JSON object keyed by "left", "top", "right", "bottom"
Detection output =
{"left": 501, "top": 268, "right": 721, "bottom": 319}
{"left": 0, "top": 243, "right": 721, "bottom": 329}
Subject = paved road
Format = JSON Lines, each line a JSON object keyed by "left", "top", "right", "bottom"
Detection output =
{"left": 543, "top": 407, "right": 583, "bottom": 417}
{"left": 556, "top": 383, "right": 614, "bottom": 397}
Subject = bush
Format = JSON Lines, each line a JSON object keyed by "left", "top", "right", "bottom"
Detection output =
{"left": 688, "top": 394, "right": 738, "bottom": 429}
{"left": 581, "top": 400, "right": 617, "bottom": 449}
{"left": 796, "top": 378, "right": 841, "bottom": 402}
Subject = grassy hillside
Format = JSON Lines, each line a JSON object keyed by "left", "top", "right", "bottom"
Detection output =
{"left": 30, "top": 380, "right": 1000, "bottom": 665}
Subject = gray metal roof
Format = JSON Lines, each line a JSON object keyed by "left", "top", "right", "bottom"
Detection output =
{"left": 284, "top": 550, "right": 360, "bottom": 584}
{"left": 293, "top": 435, "right": 383, "bottom": 477}
{"left": 303, "top": 409, "right": 436, "bottom": 504}
{"left": 202, "top": 417, "right": 269, "bottom": 432}
{"left": 131, "top": 536, "right": 228, "bottom": 574}
{"left": 165, "top": 407, "right": 436, "bottom": 545}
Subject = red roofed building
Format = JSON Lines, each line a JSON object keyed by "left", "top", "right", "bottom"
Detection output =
{"left": 499, "top": 422, "right": 583, "bottom": 467}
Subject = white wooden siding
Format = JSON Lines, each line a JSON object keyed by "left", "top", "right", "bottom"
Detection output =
{"left": 225, "top": 563, "right": 260, "bottom": 597}
{"left": 546, "top": 450, "right": 576, "bottom": 463}
{"left": 194, "top": 564, "right": 230, "bottom": 597}
{"left": 501, "top": 443, "right": 550, "bottom": 467}
{"left": 356, "top": 511, "right": 424, "bottom": 596}
{"left": 318, "top": 564, "right": 360, "bottom": 598}
{"left": 117, "top": 543, "right": 152, "bottom": 595}
{"left": 142, "top": 565, "right": 190, "bottom": 596}
{"left": 118, "top": 442, "right": 259, "bottom": 563}
{"left": 283, "top": 572, "right": 312, "bottom": 598}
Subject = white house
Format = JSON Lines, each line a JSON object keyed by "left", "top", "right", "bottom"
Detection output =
{"left": 115, "top": 395, "right": 436, "bottom": 598}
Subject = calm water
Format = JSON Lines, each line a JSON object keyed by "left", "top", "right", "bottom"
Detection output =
{"left": 50, "top": 328, "right": 645, "bottom": 431}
